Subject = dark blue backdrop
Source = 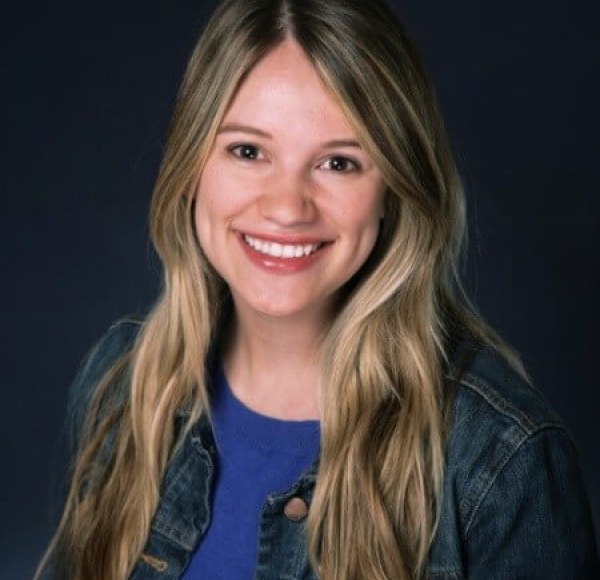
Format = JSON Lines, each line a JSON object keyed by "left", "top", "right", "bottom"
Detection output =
{"left": 1, "top": 1, "right": 598, "bottom": 577}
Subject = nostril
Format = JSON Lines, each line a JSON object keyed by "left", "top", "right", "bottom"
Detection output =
{"left": 258, "top": 188, "right": 317, "bottom": 226}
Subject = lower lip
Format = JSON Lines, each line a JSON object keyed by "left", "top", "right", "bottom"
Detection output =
{"left": 237, "top": 235, "right": 330, "bottom": 274}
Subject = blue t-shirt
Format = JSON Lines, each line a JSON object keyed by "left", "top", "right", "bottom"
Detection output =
{"left": 181, "top": 366, "right": 320, "bottom": 579}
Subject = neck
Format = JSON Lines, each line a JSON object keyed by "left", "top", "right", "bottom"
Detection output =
{"left": 220, "top": 303, "right": 329, "bottom": 421}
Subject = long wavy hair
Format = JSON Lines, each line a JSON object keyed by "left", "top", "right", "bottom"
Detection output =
{"left": 36, "top": 0, "right": 525, "bottom": 578}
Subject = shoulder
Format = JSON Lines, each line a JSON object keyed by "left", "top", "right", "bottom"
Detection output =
{"left": 75, "top": 316, "right": 143, "bottom": 382}
{"left": 444, "top": 343, "right": 569, "bottom": 524}
{"left": 64, "top": 315, "right": 144, "bottom": 457}
{"left": 448, "top": 343, "right": 565, "bottom": 442}
{"left": 436, "top": 344, "right": 599, "bottom": 574}
{"left": 70, "top": 315, "right": 144, "bottom": 404}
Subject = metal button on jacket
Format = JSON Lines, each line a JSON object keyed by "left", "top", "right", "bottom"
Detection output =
{"left": 283, "top": 497, "right": 309, "bottom": 521}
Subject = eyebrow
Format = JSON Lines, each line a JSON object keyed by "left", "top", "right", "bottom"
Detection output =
{"left": 218, "top": 123, "right": 362, "bottom": 149}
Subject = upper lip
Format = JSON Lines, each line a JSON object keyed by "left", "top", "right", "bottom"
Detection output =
{"left": 237, "top": 230, "right": 333, "bottom": 245}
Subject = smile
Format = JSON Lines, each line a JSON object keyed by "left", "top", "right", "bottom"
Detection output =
{"left": 242, "top": 234, "right": 323, "bottom": 259}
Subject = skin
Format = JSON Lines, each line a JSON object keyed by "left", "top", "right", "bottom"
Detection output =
{"left": 194, "top": 38, "right": 385, "bottom": 420}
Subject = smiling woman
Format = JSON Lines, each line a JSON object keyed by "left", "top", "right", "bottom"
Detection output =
{"left": 195, "top": 38, "right": 385, "bottom": 328}
{"left": 35, "top": 0, "right": 598, "bottom": 579}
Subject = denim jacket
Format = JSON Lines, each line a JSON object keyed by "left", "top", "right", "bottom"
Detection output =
{"left": 65, "top": 317, "right": 599, "bottom": 579}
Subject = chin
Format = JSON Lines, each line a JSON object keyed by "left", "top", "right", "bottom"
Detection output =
{"left": 252, "top": 301, "right": 310, "bottom": 319}
{"left": 238, "top": 291, "right": 324, "bottom": 321}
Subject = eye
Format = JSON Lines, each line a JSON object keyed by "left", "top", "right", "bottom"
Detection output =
{"left": 228, "top": 143, "right": 261, "bottom": 161}
{"left": 320, "top": 156, "right": 360, "bottom": 172}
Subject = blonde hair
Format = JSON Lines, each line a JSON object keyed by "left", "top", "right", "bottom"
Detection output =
{"left": 36, "top": 0, "right": 525, "bottom": 578}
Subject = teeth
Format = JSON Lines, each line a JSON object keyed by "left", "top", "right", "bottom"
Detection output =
{"left": 243, "top": 235, "right": 322, "bottom": 258}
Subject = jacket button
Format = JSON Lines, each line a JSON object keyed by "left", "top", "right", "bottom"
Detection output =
{"left": 283, "top": 497, "right": 309, "bottom": 521}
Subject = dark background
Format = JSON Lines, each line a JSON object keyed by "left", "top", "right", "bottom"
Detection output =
{"left": 1, "top": 1, "right": 598, "bottom": 577}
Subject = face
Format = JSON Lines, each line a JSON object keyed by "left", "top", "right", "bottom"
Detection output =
{"left": 194, "top": 38, "right": 385, "bottom": 324}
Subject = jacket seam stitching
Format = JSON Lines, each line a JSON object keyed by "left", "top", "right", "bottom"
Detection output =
{"left": 109, "top": 315, "right": 144, "bottom": 330}
{"left": 463, "top": 424, "right": 568, "bottom": 536}
{"left": 428, "top": 567, "right": 463, "bottom": 578}
{"left": 455, "top": 373, "right": 563, "bottom": 434}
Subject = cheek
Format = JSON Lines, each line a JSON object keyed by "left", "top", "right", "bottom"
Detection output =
{"left": 193, "top": 174, "right": 222, "bottom": 261}
{"left": 346, "top": 193, "right": 386, "bottom": 267}
{"left": 195, "top": 162, "right": 257, "bottom": 220}
{"left": 194, "top": 165, "right": 232, "bottom": 228}
{"left": 341, "top": 194, "right": 384, "bottom": 239}
{"left": 330, "top": 174, "right": 385, "bottom": 230}
{"left": 193, "top": 167, "right": 253, "bottom": 267}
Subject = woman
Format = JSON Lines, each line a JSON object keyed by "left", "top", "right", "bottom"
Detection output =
{"left": 36, "top": 0, "right": 598, "bottom": 578}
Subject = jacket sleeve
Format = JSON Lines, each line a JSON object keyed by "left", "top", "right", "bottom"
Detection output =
{"left": 463, "top": 426, "right": 599, "bottom": 578}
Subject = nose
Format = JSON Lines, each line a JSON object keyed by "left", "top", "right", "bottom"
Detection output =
{"left": 257, "top": 172, "right": 317, "bottom": 226}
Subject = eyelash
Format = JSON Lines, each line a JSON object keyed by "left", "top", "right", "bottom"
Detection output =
{"left": 320, "top": 156, "right": 360, "bottom": 172}
{"left": 228, "top": 143, "right": 262, "bottom": 161}
{"left": 227, "top": 143, "right": 361, "bottom": 173}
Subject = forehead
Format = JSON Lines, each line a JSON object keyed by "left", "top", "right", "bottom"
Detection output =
{"left": 222, "top": 38, "right": 355, "bottom": 137}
